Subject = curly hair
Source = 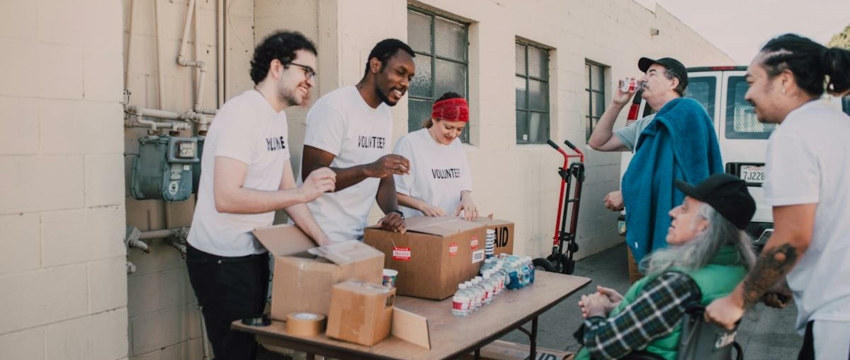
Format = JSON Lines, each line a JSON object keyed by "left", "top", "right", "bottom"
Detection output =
{"left": 362, "top": 38, "right": 415, "bottom": 77}
{"left": 249, "top": 31, "right": 317, "bottom": 85}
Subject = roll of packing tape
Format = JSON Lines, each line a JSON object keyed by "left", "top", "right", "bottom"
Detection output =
{"left": 285, "top": 312, "right": 326, "bottom": 337}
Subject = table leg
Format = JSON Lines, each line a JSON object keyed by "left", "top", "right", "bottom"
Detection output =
{"left": 474, "top": 348, "right": 481, "bottom": 360}
{"left": 306, "top": 353, "right": 315, "bottom": 360}
{"left": 530, "top": 316, "right": 538, "bottom": 360}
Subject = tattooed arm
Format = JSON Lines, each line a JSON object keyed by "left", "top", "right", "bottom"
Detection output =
{"left": 704, "top": 204, "right": 816, "bottom": 330}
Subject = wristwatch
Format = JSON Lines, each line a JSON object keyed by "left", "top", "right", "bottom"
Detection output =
{"left": 389, "top": 210, "right": 405, "bottom": 219}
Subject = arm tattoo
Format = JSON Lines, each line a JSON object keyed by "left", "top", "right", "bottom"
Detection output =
{"left": 742, "top": 243, "right": 798, "bottom": 308}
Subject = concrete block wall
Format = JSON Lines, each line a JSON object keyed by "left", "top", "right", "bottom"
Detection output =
{"left": 0, "top": 0, "right": 128, "bottom": 359}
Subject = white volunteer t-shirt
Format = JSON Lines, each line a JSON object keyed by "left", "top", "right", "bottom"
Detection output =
{"left": 300, "top": 86, "right": 393, "bottom": 242}
{"left": 393, "top": 128, "right": 473, "bottom": 218}
{"left": 763, "top": 100, "right": 850, "bottom": 333}
{"left": 187, "top": 90, "right": 290, "bottom": 256}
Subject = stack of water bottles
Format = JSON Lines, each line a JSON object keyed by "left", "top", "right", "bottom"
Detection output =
{"left": 451, "top": 254, "right": 536, "bottom": 317}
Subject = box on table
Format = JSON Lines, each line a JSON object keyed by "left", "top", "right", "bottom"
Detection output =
{"left": 326, "top": 280, "right": 396, "bottom": 346}
{"left": 473, "top": 218, "right": 515, "bottom": 256}
{"left": 461, "top": 340, "right": 573, "bottom": 360}
{"left": 364, "top": 216, "right": 486, "bottom": 300}
{"left": 253, "top": 225, "right": 384, "bottom": 321}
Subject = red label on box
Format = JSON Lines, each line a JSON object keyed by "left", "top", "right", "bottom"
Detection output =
{"left": 470, "top": 236, "right": 479, "bottom": 250}
{"left": 449, "top": 243, "right": 458, "bottom": 256}
{"left": 392, "top": 247, "right": 411, "bottom": 261}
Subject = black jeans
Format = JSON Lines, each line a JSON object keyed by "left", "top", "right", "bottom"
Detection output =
{"left": 186, "top": 244, "right": 270, "bottom": 360}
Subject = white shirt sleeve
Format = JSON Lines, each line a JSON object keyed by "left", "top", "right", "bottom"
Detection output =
{"left": 214, "top": 103, "right": 258, "bottom": 164}
{"left": 304, "top": 104, "right": 345, "bottom": 156}
{"left": 393, "top": 136, "right": 414, "bottom": 196}
{"left": 764, "top": 134, "right": 820, "bottom": 206}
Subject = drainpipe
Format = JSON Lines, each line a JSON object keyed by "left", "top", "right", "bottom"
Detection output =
{"left": 217, "top": 0, "right": 225, "bottom": 109}
{"left": 178, "top": 0, "right": 218, "bottom": 117}
{"left": 154, "top": 0, "right": 166, "bottom": 110}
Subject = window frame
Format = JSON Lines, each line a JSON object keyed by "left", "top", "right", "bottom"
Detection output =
{"left": 407, "top": 7, "right": 470, "bottom": 143}
{"left": 515, "top": 41, "right": 551, "bottom": 145}
{"left": 585, "top": 61, "right": 607, "bottom": 142}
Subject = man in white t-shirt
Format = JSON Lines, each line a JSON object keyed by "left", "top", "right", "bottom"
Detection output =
{"left": 705, "top": 34, "right": 850, "bottom": 359}
{"left": 186, "top": 31, "right": 335, "bottom": 360}
{"left": 299, "top": 39, "right": 415, "bottom": 242}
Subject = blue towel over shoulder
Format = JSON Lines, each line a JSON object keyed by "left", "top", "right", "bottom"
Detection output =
{"left": 621, "top": 98, "right": 723, "bottom": 264}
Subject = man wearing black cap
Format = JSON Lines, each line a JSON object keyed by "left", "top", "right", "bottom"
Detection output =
{"left": 573, "top": 174, "right": 756, "bottom": 360}
{"left": 589, "top": 57, "right": 722, "bottom": 282}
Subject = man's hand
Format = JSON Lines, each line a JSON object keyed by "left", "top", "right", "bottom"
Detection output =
{"left": 612, "top": 78, "right": 637, "bottom": 106}
{"left": 455, "top": 197, "right": 478, "bottom": 221}
{"left": 297, "top": 167, "right": 336, "bottom": 202}
{"left": 579, "top": 292, "right": 614, "bottom": 319}
{"left": 595, "top": 285, "right": 623, "bottom": 307}
{"left": 364, "top": 155, "right": 410, "bottom": 178}
{"left": 419, "top": 202, "right": 446, "bottom": 217}
{"left": 604, "top": 191, "right": 625, "bottom": 211}
{"left": 377, "top": 212, "right": 406, "bottom": 233}
{"left": 704, "top": 294, "right": 745, "bottom": 330}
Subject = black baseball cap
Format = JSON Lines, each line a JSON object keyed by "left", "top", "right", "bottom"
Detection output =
{"left": 674, "top": 174, "right": 755, "bottom": 230}
{"left": 638, "top": 57, "right": 688, "bottom": 89}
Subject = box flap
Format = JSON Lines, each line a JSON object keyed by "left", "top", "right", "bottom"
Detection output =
{"left": 252, "top": 224, "right": 317, "bottom": 257}
{"left": 308, "top": 240, "right": 384, "bottom": 265}
{"left": 391, "top": 307, "right": 430, "bottom": 349}
{"left": 369, "top": 216, "right": 482, "bottom": 237}
{"left": 472, "top": 218, "right": 512, "bottom": 226}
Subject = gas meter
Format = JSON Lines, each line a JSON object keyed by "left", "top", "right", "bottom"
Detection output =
{"left": 131, "top": 136, "right": 200, "bottom": 202}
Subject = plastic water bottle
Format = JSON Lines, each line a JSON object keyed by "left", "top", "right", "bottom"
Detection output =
{"left": 467, "top": 280, "right": 482, "bottom": 311}
{"left": 524, "top": 256, "right": 536, "bottom": 283}
{"left": 478, "top": 275, "right": 493, "bottom": 305}
{"left": 504, "top": 261, "right": 521, "bottom": 290}
{"left": 480, "top": 258, "right": 493, "bottom": 275}
{"left": 452, "top": 283, "right": 471, "bottom": 317}
{"left": 473, "top": 277, "right": 489, "bottom": 305}
{"left": 484, "top": 272, "right": 498, "bottom": 301}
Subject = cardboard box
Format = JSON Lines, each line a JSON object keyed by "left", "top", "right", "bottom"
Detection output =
{"left": 364, "top": 216, "right": 486, "bottom": 300}
{"left": 253, "top": 225, "right": 384, "bottom": 321}
{"left": 473, "top": 218, "right": 515, "bottom": 256}
{"left": 326, "top": 280, "right": 396, "bottom": 346}
{"left": 461, "top": 340, "right": 573, "bottom": 360}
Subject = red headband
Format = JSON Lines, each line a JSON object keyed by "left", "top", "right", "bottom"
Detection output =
{"left": 431, "top": 98, "right": 469, "bottom": 122}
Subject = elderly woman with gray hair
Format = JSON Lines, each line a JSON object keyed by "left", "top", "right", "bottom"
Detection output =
{"left": 572, "top": 173, "right": 757, "bottom": 360}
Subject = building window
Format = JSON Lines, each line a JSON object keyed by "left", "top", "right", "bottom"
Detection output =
{"left": 407, "top": 8, "right": 470, "bottom": 143}
{"left": 515, "top": 42, "right": 550, "bottom": 144}
{"left": 585, "top": 61, "right": 607, "bottom": 141}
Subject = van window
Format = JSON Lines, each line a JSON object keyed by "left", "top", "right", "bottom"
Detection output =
{"left": 843, "top": 95, "right": 850, "bottom": 116}
{"left": 685, "top": 76, "right": 716, "bottom": 122}
{"left": 726, "top": 76, "right": 776, "bottom": 139}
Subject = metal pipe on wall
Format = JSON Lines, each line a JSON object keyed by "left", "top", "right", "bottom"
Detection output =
{"left": 154, "top": 0, "right": 166, "bottom": 110}
{"left": 217, "top": 0, "right": 225, "bottom": 108}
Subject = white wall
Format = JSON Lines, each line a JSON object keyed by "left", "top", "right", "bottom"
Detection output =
{"left": 0, "top": 0, "right": 128, "bottom": 359}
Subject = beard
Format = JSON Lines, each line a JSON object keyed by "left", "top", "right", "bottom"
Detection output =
{"left": 278, "top": 87, "right": 301, "bottom": 107}
{"left": 375, "top": 85, "right": 397, "bottom": 107}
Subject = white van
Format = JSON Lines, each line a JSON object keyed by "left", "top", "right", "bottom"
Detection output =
{"left": 617, "top": 66, "right": 850, "bottom": 250}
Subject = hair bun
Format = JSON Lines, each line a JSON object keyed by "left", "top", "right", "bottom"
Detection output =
{"left": 823, "top": 47, "right": 850, "bottom": 95}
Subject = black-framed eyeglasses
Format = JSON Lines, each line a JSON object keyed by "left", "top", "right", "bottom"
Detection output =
{"left": 288, "top": 62, "right": 316, "bottom": 80}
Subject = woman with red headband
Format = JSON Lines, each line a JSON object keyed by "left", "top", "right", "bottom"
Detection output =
{"left": 393, "top": 92, "right": 478, "bottom": 220}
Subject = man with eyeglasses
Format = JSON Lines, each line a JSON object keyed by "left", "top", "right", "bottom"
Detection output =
{"left": 186, "top": 31, "right": 335, "bottom": 360}
{"left": 298, "top": 39, "right": 415, "bottom": 242}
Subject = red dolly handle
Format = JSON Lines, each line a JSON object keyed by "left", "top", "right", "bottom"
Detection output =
{"left": 547, "top": 140, "right": 569, "bottom": 244}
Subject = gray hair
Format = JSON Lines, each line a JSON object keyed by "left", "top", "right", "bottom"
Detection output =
{"left": 642, "top": 202, "right": 756, "bottom": 277}
{"left": 663, "top": 68, "right": 686, "bottom": 97}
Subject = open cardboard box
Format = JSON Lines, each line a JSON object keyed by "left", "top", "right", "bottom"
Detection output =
{"left": 253, "top": 225, "right": 384, "bottom": 321}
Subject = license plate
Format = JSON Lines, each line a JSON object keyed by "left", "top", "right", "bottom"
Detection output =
{"left": 740, "top": 165, "right": 765, "bottom": 183}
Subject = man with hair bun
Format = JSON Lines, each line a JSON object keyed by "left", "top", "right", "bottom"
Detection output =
{"left": 705, "top": 33, "right": 850, "bottom": 360}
